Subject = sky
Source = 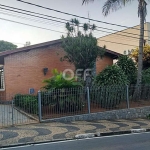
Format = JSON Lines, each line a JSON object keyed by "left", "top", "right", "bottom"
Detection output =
{"left": 0, "top": 0, "right": 150, "bottom": 47}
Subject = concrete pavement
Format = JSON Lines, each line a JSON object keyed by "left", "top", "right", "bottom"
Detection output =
{"left": 0, "top": 118, "right": 150, "bottom": 147}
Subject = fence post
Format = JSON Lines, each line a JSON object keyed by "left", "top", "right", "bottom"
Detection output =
{"left": 12, "top": 100, "right": 14, "bottom": 126}
{"left": 38, "top": 90, "right": 42, "bottom": 122}
{"left": 126, "top": 85, "right": 130, "bottom": 109}
{"left": 87, "top": 87, "right": 91, "bottom": 114}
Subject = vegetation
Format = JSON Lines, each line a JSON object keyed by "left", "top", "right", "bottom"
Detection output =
{"left": 95, "top": 65, "right": 128, "bottom": 86}
{"left": 42, "top": 69, "right": 84, "bottom": 113}
{"left": 61, "top": 18, "right": 105, "bottom": 77}
{"left": 0, "top": 40, "right": 17, "bottom": 52}
{"left": 117, "top": 55, "right": 137, "bottom": 84}
{"left": 142, "top": 68, "right": 150, "bottom": 84}
{"left": 82, "top": 0, "right": 148, "bottom": 86}
{"left": 131, "top": 44, "right": 150, "bottom": 70}
{"left": 43, "top": 69, "right": 82, "bottom": 90}
{"left": 14, "top": 94, "right": 38, "bottom": 114}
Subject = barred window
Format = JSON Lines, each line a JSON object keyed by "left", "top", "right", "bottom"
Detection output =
{"left": 0, "top": 67, "right": 4, "bottom": 90}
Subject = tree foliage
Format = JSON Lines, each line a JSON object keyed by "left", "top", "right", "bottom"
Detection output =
{"left": 0, "top": 40, "right": 17, "bottom": 52}
{"left": 61, "top": 18, "right": 105, "bottom": 73}
{"left": 95, "top": 65, "right": 128, "bottom": 86}
{"left": 117, "top": 55, "right": 137, "bottom": 84}
{"left": 130, "top": 44, "right": 150, "bottom": 70}
{"left": 142, "top": 68, "right": 150, "bottom": 84}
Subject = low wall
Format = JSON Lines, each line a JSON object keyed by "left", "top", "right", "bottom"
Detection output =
{"left": 42, "top": 106, "right": 150, "bottom": 122}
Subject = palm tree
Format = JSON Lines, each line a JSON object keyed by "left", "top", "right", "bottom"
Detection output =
{"left": 83, "top": 23, "right": 89, "bottom": 34}
{"left": 82, "top": 0, "right": 148, "bottom": 86}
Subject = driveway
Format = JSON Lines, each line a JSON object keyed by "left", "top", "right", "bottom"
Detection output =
{"left": 0, "top": 104, "right": 36, "bottom": 127}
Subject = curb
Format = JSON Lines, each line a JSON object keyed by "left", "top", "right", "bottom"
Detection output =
{"left": 75, "top": 128, "right": 148, "bottom": 139}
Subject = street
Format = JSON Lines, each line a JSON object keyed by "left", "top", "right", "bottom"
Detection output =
{"left": 2, "top": 132, "right": 150, "bottom": 150}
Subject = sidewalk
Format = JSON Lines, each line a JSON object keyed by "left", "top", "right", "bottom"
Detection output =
{"left": 0, "top": 118, "right": 150, "bottom": 147}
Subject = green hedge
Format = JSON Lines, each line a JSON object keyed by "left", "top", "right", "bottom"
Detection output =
{"left": 14, "top": 94, "right": 38, "bottom": 114}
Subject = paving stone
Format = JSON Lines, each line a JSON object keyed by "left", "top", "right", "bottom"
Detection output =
{"left": 113, "top": 122, "right": 129, "bottom": 127}
{"left": 33, "top": 128, "right": 52, "bottom": 136}
{"left": 133, "top": 122, "right": 148, "bottom": 126}
{"left": 53, "top": 132, "right": 67, "bottom": 139}
{"left": 1, "top": 131, "right": 18, "bottom": 140}
{"left": 109, "top": 127, "right": 120, "bottom": 132}
{"left": 18, "top": 136, "right": 35, "bottom": 143}
{"left": 62, "top": 126, "right": 80, "bottom": 132}
{"left": 89, "top": 123, "right": 106, "bottom": 129}
{"left": 131, "top": 126, "right": 141, "bottom": 129}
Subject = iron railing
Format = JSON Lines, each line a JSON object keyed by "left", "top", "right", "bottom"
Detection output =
{"left": 0, "top": 94, "right": 38, "bottom": 128}
{"left": 1, "top": 84, "right": 150, "bottom": 127}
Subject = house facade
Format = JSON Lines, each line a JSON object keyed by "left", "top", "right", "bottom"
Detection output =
{"left": 0, "top": 39, "right": 120, "bottom": 98}
{"left": 98, "top": 22, "right": 150, "bottom": 55}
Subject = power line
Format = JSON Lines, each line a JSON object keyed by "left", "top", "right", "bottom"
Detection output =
{"left": 1, "top": 4, "right": 149, "bottom": 38}
{"left": 0, "top": 10, "right": 140, "bottom": 43}
{"left": 0, "top": 6, "right": 66, "bottom": 24}
{"left": 0, "top": 6, "right": 147, "bottom": 41}
{"left": 0, "top": 17, "right": 139, "bottom": 47}
{"left": 16, "top": 0, "right": 150, "bottom": 32}
{"left": 0, "top": 4, "right": 69, "bottom": 22}
{"left": 0, "top": 17, "right": 65, "bottom": 33}
{"left": 0, "top": 10, "right": 65, "bottom": 28}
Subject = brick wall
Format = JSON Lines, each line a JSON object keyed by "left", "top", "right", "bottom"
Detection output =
{"left": 96, "top": 56, "right": 113, "bottom": 74}
{"left": 3, "top": 45, "right": 113, "bottom": 96}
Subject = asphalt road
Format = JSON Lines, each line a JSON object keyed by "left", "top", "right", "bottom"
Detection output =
{"left": 2, "top": 132, "right": 150, "bottom": 150}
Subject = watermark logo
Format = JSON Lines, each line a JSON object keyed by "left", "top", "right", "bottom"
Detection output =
{"left": 62, "top": 69, "right": 92, "bottom": 80}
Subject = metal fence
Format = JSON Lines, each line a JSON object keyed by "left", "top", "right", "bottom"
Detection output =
{"left": 39, "top": 88, "right": 88, "bottom": 120}
{"left": 1, "top": 85, "right": 150, "bottom": 127}
{"left": 38, "top": 85, "right": 150, "bottom": 122}
{"left": 0, "top": 94, "right": 38, "bottom": 128}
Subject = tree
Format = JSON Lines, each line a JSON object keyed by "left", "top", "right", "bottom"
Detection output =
{"left": 61, "top": 18, "right": 105, "bottom": 78}
{"left": 130, "top": 44, "right": 150, "bottom": 70}
{"left": 117, "top": 55, "right": 137, "bottom": 84}
{"left": 0, "top": 40, "right": 17, "bottom": 52}
{"left": 82, "top": 0, "right": 148, "bottom": 86}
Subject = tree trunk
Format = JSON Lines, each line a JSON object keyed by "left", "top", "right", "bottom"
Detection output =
{"left": 133, "top": 0, "right": 145, "bottom": 100}
{"left": 137, "top": 0, "right": 144, "bottom": 86}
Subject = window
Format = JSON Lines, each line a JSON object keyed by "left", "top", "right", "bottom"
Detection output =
{"left": 0, "top": 67, "right": 5, "bottom": 90}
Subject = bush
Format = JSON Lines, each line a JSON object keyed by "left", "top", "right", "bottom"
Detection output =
{"left": 93, "top": 65, "right": 128, "bottom": 109}
{"left": 42, "top": 69, "right": 84, "bottom": 113}
{"left": 14, "top": 94, "right": 38, "bottom": 114}
{"left": 142, "top": 68, "right": 150, "bottom": 84}
{"left": 41, "top": 88, "right": 85, "bottom": 113}
{"left": 117, "top": 55, "right": 137, "bottom": 84}
{"left": 43, "top": 69, "right": 82, "bottom": 90}
{"left": 90, "top": 85, "right": 126, "bottom": 109}
{"left": 95, "top": 65, "right": 129, "bottom": 86}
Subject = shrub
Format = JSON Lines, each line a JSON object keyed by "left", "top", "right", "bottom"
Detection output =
{"left": 142, "top": 68, "right": 150, "bottom": 84}
{"left": 42, "top": 69, "right": 84, "bottom": 113}
{"left": 95, "top": 65, "right": 129, "bottom": 86}
{"left": 14, "top": 94, "right": 38, "bottom": 114}
{"left": 90, "top": 85, "right": 126, "bottom": 109}
{"left": 130, "top": 44, "right": 150, "bottom": 70}
{"left": 41, "top": 88, "right": 85, "bottom": 113}
{"left": 43, "top": 69, "right": 82, "bottom": 90}
{"left": 117, "top": 55, "right": 137, "bottom": 84}
{"left": 93, "top": 65, "right": 128, "bottom": 109}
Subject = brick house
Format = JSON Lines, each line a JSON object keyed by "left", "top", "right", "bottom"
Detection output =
{"left": 0, "top": 39, "right": 120, "bottom": 97}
